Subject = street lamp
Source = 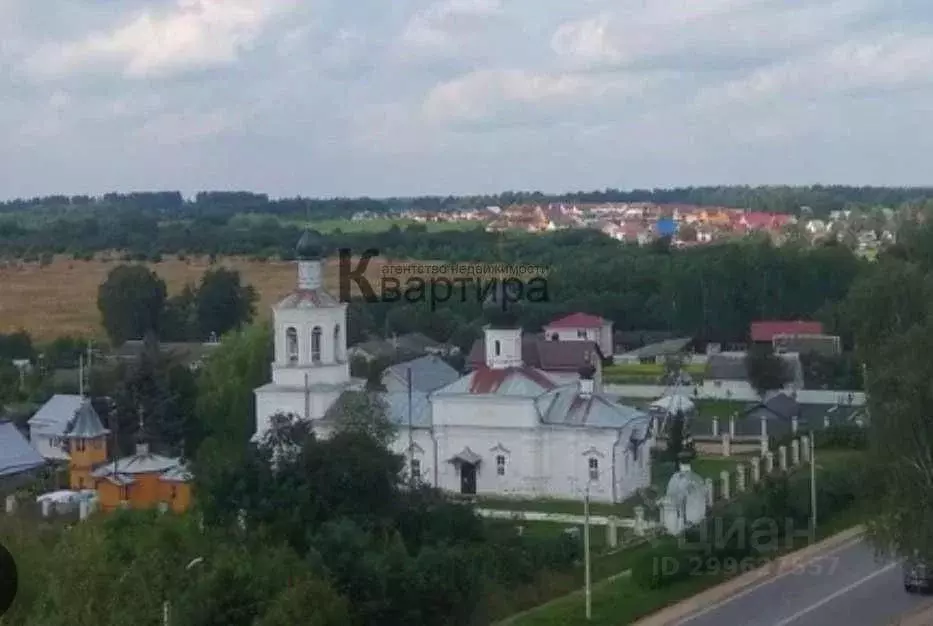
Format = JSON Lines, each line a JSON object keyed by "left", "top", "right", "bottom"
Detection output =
{"left": 163, "top": 556, "right": 204, "bottom": 626}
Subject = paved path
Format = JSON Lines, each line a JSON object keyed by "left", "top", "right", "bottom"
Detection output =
{"left": 672, "top": 536, "right": 929, "bottom": 626}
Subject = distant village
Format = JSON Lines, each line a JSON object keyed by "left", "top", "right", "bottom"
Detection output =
{"left": 353, "top": 203, "right": 901, "bottom": 258}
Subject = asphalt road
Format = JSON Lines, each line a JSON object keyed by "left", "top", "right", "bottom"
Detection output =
{"left": 673, "top": 537, "right": 930, "bottom": 626}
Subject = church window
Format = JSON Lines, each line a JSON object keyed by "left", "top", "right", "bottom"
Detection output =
{"left": 588, "top": 457, "right": 599, "bottom": 480}
{"left": 286, "top": 327, "right": 298, "bottom": 364}
{"left": 334, "top": 325, "right": 342, "bottom": 361}
{"left": 411, "top": 459, "right": 421, "bottom": 482}
{"left": 75, "top": 439, "right": 85, "bottom": 452}
{"left": 494, "top": 340, "right": 501, "bottom": 356}
{"left": 311, "top": 326, "right": 322, "bottom": 363}
{"left": 171, "top": 485, "right": 177, "bottom": 500}
{"left": 496, "top": 455, "right": 506, "bottom": 475}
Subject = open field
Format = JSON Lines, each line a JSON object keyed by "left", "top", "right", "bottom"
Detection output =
{"left": 0, "top": 254, "right": 391, "bottom": 341}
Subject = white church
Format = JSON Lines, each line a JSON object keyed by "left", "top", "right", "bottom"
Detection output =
{"left": 254, "top": 232, "right": 654, "bottom": 503}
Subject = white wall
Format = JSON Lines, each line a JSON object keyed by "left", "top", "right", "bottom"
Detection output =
{"left": 604, "top": 382, "right": 866, "bottom": 405}
{"left": 431, "top": 396, "right": 540, "bottom": 429}
{"left": 254, "top": 387, "right": 346, "bottom": 439}
{"left": 30, "top": 433, "right": 69, "bottom": 461}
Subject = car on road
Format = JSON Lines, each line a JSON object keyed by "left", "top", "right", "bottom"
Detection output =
{"left": 904, "top": 558, "right": 933, "bottom": 593}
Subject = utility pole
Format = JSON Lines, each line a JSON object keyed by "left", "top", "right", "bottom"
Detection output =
{"left": 407, "top": 367, "right": 414, "bottom": 488}
{"left": 584, "top": 483, "right": 592, "bottom": 621}
{"left": 810, "top": 429, "right": 817, "bottom": 538}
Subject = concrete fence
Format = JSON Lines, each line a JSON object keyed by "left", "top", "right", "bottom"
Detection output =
{"left": 605, "top": 382, "right": 865, "bottom": 405}
{"left": 476, "top": 506, "right": 661, "bottom": 548}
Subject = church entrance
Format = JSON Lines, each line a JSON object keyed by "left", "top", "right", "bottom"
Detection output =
{"left": 460, "top": 463, "right": 477, "bottom": 495}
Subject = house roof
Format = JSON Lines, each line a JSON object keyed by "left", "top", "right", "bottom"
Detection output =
{"left": 535, "top": 387, "right": 651, "bottom": 429}
{"left": 546, "top": 313, "right": 606, "bottom": 329}
{"left": 63, "top": 401, "right": 109, "bottom": 439}
{"left": 623, "top": 337, "right": 692, "bottom": 359}
{"left": 352, "top": 333, "right": 444, "bottom": 360}
{"left": 383, "top": 390, "right": 433, "bottom": 428}
{"left": 384, "top": 355, "right": 459, "bottom": 393}
{"left": 746, "top": 391, "right": 800, "bottom": 420}
{"left": 468, "top": 336, "right": 602, "bottom": 372}
{"left": 435, "top": 366, "right": 556, "bottom": 396}
{"left": 115, "top": 340, "right": 220, "bottom": 366}
{"left": 750, "top": 321, "right": 824, "bottom": 342}
{"left": 705, "top": 354, "right": 748, "bottom": 380}
{"left": 0, "top": 422, "right": 46, "bottom": 477}
{"left": 91, "top": 445, "right": 184, "bottom": 478}
{"left": 28, "top": 394, "right": 84, "bottom": 436}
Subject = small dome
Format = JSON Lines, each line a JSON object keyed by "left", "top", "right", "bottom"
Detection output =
{"left": 665, "top": 465, "right": 705, "bottom": 501}
{"left": 296, "top": 229, "right": 325, "bottom": 260}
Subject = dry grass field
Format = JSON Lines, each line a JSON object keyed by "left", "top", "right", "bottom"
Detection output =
{"left": 0, "top": 254, "right": 392, "bottom": 341}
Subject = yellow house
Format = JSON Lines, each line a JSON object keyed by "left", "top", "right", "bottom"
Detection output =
{"left": 90, "top": 442, "right": 193, "bottom": 513}
{"left": 63, "top": 399, "right": 193, "bottom": 513}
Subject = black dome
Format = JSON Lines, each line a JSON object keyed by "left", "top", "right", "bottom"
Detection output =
{"left": 296, "top": 229, "right": 325, "bottom": 260}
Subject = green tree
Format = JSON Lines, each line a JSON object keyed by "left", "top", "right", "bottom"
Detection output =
{"left": 194, "top": 322, "right": 272, "bottom": 450}
{"left": 745, "top": 344, "right": 790, "bottom": 398}
{"left": 865, "top": 323, "right": 933, "bottom": 561}
{"left": 195, "top": 268, "right": 257, "bottom": 340}
{"left": 162, "top": 284, "right": 198, "bottom": 342}
{"left": 255, "top": 577, "right": 350, "bottom": 626}
{"left": 666, "top": 410, "right": 695, "bottom": 463}
{"left": 97, "top": 264, "right": 167, "bottom": 345}
{"left": 329, "top": 391, "right": 396, "bottom": 448}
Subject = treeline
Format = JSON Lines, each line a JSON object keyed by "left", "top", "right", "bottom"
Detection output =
{"left": 6, "top": 185, "right": 933, "bottom": 220}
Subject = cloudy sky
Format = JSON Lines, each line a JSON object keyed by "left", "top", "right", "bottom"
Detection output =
{"left": 2, "top": 0, "right": 932, "bottom": 199}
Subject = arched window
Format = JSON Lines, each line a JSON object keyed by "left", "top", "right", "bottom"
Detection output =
{"left": 588, "top": 457, "right": 599, "bottom": 480}
{"left": 311, "top": 326, "right": 322, "bottom": 363}
{"left": 286, "top": 327, "right": 298, "bottom": 364}
{"left": 494, "top": 340, "right": 501, "bottom": 356}
{"left": 334, "top": 325, "right": 342, "bottom": 361}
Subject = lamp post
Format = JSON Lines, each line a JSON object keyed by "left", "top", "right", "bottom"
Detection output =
{"left": 584, "top": 481, "right": 592, "bottom": 621}
{"left": 163, "top": 556, "right": 204, "bottom": 626}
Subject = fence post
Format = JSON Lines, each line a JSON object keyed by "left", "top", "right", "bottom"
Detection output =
{"left": 765, "top": 451, "right": 775, "bottom": 474}
{"left": 801, "top": 435, "right": 811, "bottom": 463}
{"left": 712, "top": 416, "right": 720, "bottom": 437}
{"left": 705, "top": 478, "right": 714, "bottom": 507}
{"left": 729, "top": 414, "right": 736, "bottom": 438}
{"left": 791, "top": 439, "right": 800, "bottom": 466}
{"left": 760, "top": 415, "right": 769, "bottom": 455}
{"left": 720, "top": 470, "right": 731, "bottom": 500}
{"left": 722, "top": 433, "right": 732, "bottom": 457}
{"left": 778, "top": 445, "right": 788, "bottom": 472}
{"left": 736, "top": 463, "right": 746, "bottom": 493}
{"left": 633, "top": 506, "right": 646, "bottom": 536}
{"left": 751, "top": 456, "right": 761, "bottom": 484}
{"left": 4, "top": 495, "right": 15, "bottom": 515}
{"left": 606, "top": 517, "right": 619, "bottom": 548}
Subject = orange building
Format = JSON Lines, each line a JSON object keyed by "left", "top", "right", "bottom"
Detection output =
{"left": 63, "top": 399, "right": 193, "bottom": 513}
{"left": 90, "top": 442, "right": 193, "bottom": 513}
{"left": 64, "top": 401, "right": 110, "bottom": 491}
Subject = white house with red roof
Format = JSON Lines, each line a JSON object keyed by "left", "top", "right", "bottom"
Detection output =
{"left": 543, "top": 312, "right": 614, "bottom": 355}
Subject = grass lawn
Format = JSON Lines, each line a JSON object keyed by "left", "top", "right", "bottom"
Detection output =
{"left": 604, "top": 363, "right": 707, "bottom": 377}
{"left": 477, "top": 496, "right": 636, "bottom": 518}
{"left": 500, "top": 490, "right": 869, "bottom": 626}
{"left": 692, "top": 399, "right": 754, "bottom": 424}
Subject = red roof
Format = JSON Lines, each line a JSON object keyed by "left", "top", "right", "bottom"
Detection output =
{"left": 546, "top": 313, "right": 606, "bottom": 329}
{"left": 468, "top": 366, "right": 556, "bottom": 394}
{"left": 468, "top": 337, "right": 602, "bottom": 372}
{"left": 750, "top": 321, "right": 824, "bottom": 342}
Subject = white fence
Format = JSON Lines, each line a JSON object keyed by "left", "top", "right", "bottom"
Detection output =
{"left": 605, "top": 381, "right": 865, "bottom": 405}
{"left": 475, "top": 507, "right": 659, "bottom": 547}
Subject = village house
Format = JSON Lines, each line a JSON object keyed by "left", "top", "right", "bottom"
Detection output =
{"left": 542, "top": 312, "right": 614, "bottom": 355}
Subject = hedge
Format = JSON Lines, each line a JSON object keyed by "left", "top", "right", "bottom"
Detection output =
{"left": 772, "top": 423, "right": 867, "bottom": 453}
{"left": 632, "top": 458, "right": 867, "bottom": 590}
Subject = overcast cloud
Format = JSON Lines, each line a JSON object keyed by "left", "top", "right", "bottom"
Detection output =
{"left": 1, "top": 0, "right": 932, "bottom": 199}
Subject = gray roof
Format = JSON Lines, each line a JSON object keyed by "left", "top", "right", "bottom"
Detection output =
{"left": 746, "top": 391, "right": 800, "bottom": 420}
{"left": 275, "top": 288, "right": 342, "bottom": 310}
{"left": 91, "top": 445, "right": 182, "bottom": 478}
{"left": 383, "top": 391, "right": 433, "bottom": 428}
{"left": 433, "top": 366, "right": 555, "bottom": 397}
{"left": 63, "top": 401, "right": 109, "bottom": 439}
{"left": 384, "top": 355, "right": 459, "bottom": 393}
{"left": 623, "top": 337, "right": 692, "bottom": 359}
{"left": 705, "top": 354, "right": 748, "bottom": 380}
{"left": 0, "top": 422, "right": 46, "bottom": 477}
{"left": 535, "top": 386, "right": 651, "bottom": 429}
{"left": 159, "top": 465, "right": 193, "bottom": 482}
{"left": 28, "top": 394, "right": 84, "bottom": 436}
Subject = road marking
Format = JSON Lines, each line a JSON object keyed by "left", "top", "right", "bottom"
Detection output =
{"left": 675, "top": 536, "right": 866, "bottom": 624}
{"left": 771, "top": 560, "right": 901, "bottom": 625}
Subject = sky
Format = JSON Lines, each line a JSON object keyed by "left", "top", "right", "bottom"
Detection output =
{"left": 2, "top": 0, "right": 933, "bottom": 200}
